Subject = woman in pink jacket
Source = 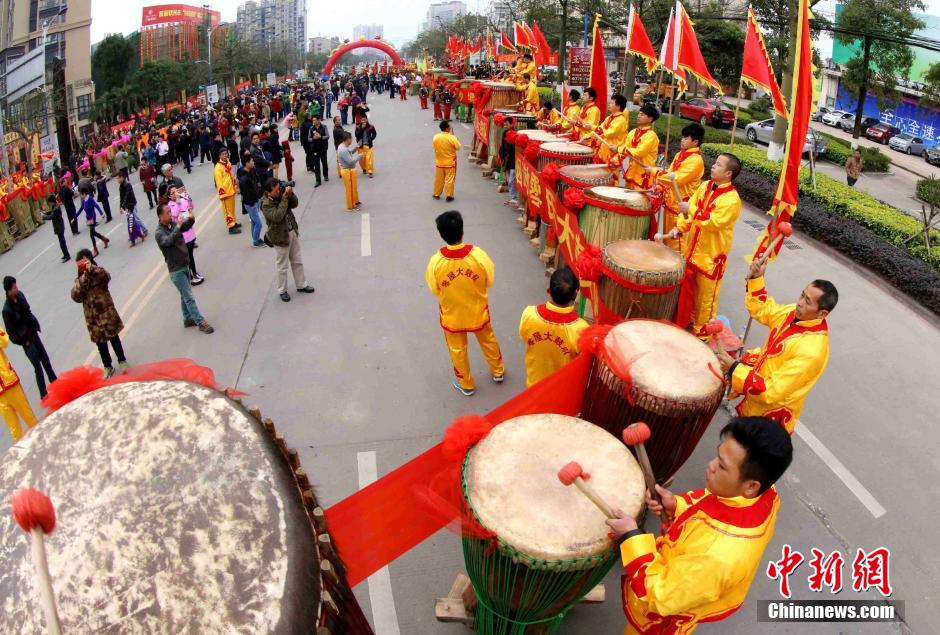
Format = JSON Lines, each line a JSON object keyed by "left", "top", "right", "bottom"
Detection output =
{"left": 166, "top": 184, "right": 204, "bottom": 286}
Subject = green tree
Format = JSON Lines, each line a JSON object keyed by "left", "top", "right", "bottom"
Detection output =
{"left": 837, "top": 0, "right": 924, "bottom": 138}
{"left": 91, "top": 34, "right": 138, "bottom": 98}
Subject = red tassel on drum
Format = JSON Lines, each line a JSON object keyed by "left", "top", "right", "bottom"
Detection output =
{"left": 563, "top": 187, "right": 586, "bottom": 210}
{"left": 577, "top": 323, "right": 614, "bottom": 355}
{"left": 541, "top": 162, "right": 562, "bottom": 185}
{"left": 40, "top": 366, "right": 106, "bottom": 412}
{"left": 574, "top": 244, "right": 603, "bottom": 282}
{"left": 442, "top": 414, "right": 495, "bottom": 461}
{"left": 494, "top": 112, "right": 506, "bottom": 126}
{"left": 504, "top": 129, "right": 517, "bottom": 144}
{"left": 515, "top": 134, "right": 529, "bottom": 148}
{"left": 524, "top": 143, "right": 540, "bottom": 162}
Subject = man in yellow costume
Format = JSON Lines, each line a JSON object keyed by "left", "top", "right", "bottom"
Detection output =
{"left": 426, "top": 210, "right": 504, "bottom": 396}
{"left": 511, "top": 53, "right": 537, "bottom": 84}
{"left": 653, "top": 123, "right": 705, "bottom": 250}
{"left": 607, "top": 416, "right": 792, "bottom": 634}
{"left": 596, "top": 94, "right": 630, "bottom": 165}
{"left": 536, "top": 101, "right": 561, "bottom": 130}
{"left": 621, "top": 104, "right": 660, "bottom": 190}
{"left": 213, "top": 148, "right": 241, "bottom": 235}
{"left": 666, "top": 153, "right": 742, "bottom": 337}
{"left": 716, "top": 261, "right": 835, "bottom": 434}
{"left": 519, "top": 268, "right": 588, "bottom": 387}
{"left": 575, "top": 87, "right": 602, "bottom": 146}
{"left": 0, "top": 327, "right": 37, "bottom": 441}
{"left": 510, "top": 73, "right": 540, "bottom": 114}
{"left": 432, "top": 121, "right": 461, "bottom": 202}
{"left": 556, "top": 89, "right": 582, "bottom": 136}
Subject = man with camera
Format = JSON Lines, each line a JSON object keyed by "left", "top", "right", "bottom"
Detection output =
{"left": 261, "top": 178, "right": 315, "bottom": 302}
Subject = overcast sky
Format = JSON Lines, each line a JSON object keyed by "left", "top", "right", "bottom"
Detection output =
{"left": 90, "top": 0, "right": 491, "bottom": 48}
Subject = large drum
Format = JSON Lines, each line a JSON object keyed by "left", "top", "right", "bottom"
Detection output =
{"left": 538, "top": 141, "right": 595, "bottom": 172}
{"left": 0, "top": 379, "right": 369, "bottom": 633}
{"left": 462, "top": 413, "right": 645, "bottom": 633}
{"left": 598, "top": 240, "right": 686, "bottom": 321}
{"left": 579, "top": 186, "right": 655, "bottom": 248}
{"left": 580, "top": 320, "right": 725, "bottom": 483}
{"left": 482, "top": 81, "right": 523, "bottom": 110}
{"left": 556, "top": 164, "right": 615, "bottom": 198}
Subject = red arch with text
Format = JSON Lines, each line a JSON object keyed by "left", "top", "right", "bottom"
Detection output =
{"left": 323, "top": 40, "right": 403, "bottom": 74}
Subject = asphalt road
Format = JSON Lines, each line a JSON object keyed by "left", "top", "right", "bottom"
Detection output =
{"left": 0, "top": 95, "right": 932, "bottom": 634}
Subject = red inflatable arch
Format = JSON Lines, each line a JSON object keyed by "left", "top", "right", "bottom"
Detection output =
{"left": 323, "top": 39, "right": 403, "bottom": 74}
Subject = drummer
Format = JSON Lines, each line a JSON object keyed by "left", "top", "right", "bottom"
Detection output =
{"left": 536, "top": 102, "right": 561, "bottom": 130}
{"left": 575, "top": 88, "right": 602, "bottom": 146}
{"left": 557, "top": 89, "right": 582, "bottom": 136}
{"left": 620, "top": 104, "right": 661, "bottom": 191}
{"left": 596, "top": 94, "right": 630, "bottom": 166}
{"left": 508, "top": 73, "right": 540, "bottom": 114}
{"left": 0, "top": 326, "right": 36, "bottom": 441}
{"left": 715, "top": 260, "right": 836, "bottom": 434}
{"left": 511, "top": 53, "right": 538, "bottom": 84}
{"left": 607, "top": 416, "right": 793, "bottom": 634}
{"left": 518, "top": 267, "right": 589, "bottom": 387}
{"left": 665, "top": 152, "right": 742, "bottom": 337}
{"left": 652, "top": 123, "right": 706, "bottom": 250}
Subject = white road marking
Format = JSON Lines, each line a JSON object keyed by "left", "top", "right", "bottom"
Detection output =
{"left": 794, "top": 419, "right": 887, "bottom": 519}
{"left": 15, "top": 241, "right": 56, "bottom": 275}
{"left": 361, "top": 212, "right": 372, "bottom": 257}
{"left": 357, "top": 451, "right": 401, "bottom": 635}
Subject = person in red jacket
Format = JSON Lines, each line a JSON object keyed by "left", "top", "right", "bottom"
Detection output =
{"left": 281, "top": 141, "right": 294, "bottom": 182}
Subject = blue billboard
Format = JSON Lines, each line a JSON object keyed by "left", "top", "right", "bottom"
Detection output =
{"left": 835, "top": 85, "right": 940, "bottom": 143}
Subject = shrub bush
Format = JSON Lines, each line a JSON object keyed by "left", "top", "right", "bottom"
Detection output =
{"left": 537, "top": 86, "right": 561, "bottom": 108}
{"left": 748, "top": 96, "right": 772, "bottom": 115}
{"left": 817, "top": 133, "right": 889, "bottom": 172}
{"left": 701, "top": 143, "right": 940, "bottom": 314}
{"left": 916, "top": 176, "right": 940, "bottom": 206}
{"left": 859, "top": 146, "right": 891, "bottom": 172}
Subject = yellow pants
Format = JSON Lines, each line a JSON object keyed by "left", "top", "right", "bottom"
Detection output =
{"left": 690, "top": 272, "right": 724, "bottom": 336}
{"left": 340, "top": 168, "right": 360, "bottom": 209}
{"left": 1, "top": 384, "right": 36, "bottom": 441}
{"left": 359, "top": 146, "right": 374, "bottom": 175}
{"left": 443, "top": 324, "right": 505, "bottom": 391}
{"left": 434, "top": 166, "right": 456, "bottom": 198}
{"left": 221, "top": 196, "right": 236, "bottom": 228}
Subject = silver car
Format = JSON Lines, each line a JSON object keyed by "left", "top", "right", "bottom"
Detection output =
{"left": 744, "top": 119, "right": 828, "bottom": 155}
{"left": 822, "top": 110, "right": 852, "bottom": 127}
{"left": 888, "top": 133, "right": 927, "bottom": 156}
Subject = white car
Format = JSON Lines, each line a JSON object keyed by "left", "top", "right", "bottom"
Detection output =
{"left": 821, "top": 110, "right": 851, "bottom": 127}
{"left": 744, "top": 119, "right": 828, "bottom": 155}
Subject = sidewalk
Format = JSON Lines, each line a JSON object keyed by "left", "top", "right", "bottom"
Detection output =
{"left": 811, "top": 160, "right": 927, "bottom": 220}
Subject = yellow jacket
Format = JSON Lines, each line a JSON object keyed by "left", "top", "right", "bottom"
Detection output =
{"left": 656, "top": 147, "right": 705, "bottom": 211}
{"left": 578, "top": 103, "right": 602, "bottom": 144}
{"left": 432, "top": 132, "right": 462, "bottom": 168}
{"left": 560, "top": 103, "right": 582, "bottom": 133}
{"left": 518, "top": 302, "right": 588, "bottom": 387}
{"left": 512, "top": 60, "right": 538, "bottom": 82}
{"left": 213, "top": 160, "right": 237, "bottom": 199}
{"left": 621, "top": 126, "right": 660, "bottom": 189}
{"left": 426, "top": 243, "right": 495, "bottom": 332}
{"left": 537, "top": 109, "right": 561, "bottom": 129}
{"left": 0, "top": 330, "right": 21, "bottom": 396}
{"left": 732, "top": 277, "right": 830, "bottom": 433}
{"left": 621, "top": 487, "right": 780, "bottom": 634}
{"left": 522, "top": 81, "right": 540, "bottom": 114}
{"left": 597, "top": 113, "right": 629, "bottom": 163}
{"left": 676, "top": 181, "right": 741, "bottom": 278}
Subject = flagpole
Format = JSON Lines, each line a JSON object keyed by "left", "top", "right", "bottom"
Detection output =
{"left": 730, "top": 78, "right": 743, "bottom": 149}
{"left": 663, "top": 72, "right": 677, "bottom": 161}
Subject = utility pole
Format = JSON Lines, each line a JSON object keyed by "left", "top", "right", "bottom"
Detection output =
{"left": 852, "top": 35, "right": 872, "bottom": 140}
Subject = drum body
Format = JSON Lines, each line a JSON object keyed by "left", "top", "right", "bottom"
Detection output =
{"left": 579, "top": 186, "right": 653, "bottom": 248}
{"left": 537, "top": 141, "right": 594, "bottom": 173}
{"left": 0, "top": 381, "right": 322, "bottom": 633}
{"left": 483, "top": 81, "right": 523, "bottom": 110}
{"left": 581, "top": 320, "right": 724, "bottom": 483}
{"left": 462, "top": 413, "right": 645, "bottom": 633}
{"left": 599, "top": 240, "right": 685, "bottom": 320}
{"left": 555, "top": 164, "right": 614, "bottom": 198}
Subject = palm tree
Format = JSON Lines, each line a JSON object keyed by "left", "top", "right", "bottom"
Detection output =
{"left": 111, "top": 83, "right": 140, "bottom": 119}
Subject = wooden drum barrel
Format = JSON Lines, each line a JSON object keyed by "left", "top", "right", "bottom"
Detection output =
{"left": 537, "top": 141, "right": 595, "bottom": 172}
{"left": 598, "top": 240, "right": 685, "bottom": 321}
{"left": 482, "top": 81, "right": 523, "bottom": 110}
{"left": 579, "top": 186, "right": 654, "bottom": 248}
{"left": 555, "top": 164, "right": 615, "bottom": 198}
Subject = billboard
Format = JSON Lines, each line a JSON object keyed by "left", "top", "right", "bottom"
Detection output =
{"left": 5, "top": 47, "right": 45, "bottom": 102}
{"left": 141, "top": 4, "right": 219, "bottom": 28}
{"left": 568, "top": 47, "right": 591, "bottom": 86}
{"left": 835, "top": 84, "right": 940, "bottom": 145}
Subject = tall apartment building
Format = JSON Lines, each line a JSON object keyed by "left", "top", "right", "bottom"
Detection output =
{"left": 486, "top": 1, "right": 512, "bottom": 32}
{"left": 309, "top": 36, "right": 340, "bottom": 55}
{"left": 423, "top": 1, "right": 467, "bottom": 30}
{"left": 236, "top": 0, "right": 307, "bottom": 54}
{"left": 0, "top": 0, "right": 93, "bottom": 163}
{"left": 350, "top": 25, "right": 383, "bottom": 55}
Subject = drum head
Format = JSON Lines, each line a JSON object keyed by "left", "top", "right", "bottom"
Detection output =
{"left": 586, "top": 186, "right": 651, "bottom": 210}
{"left": 465, "top": 414, "right": 645, "bottom": 562}
{"left": 604, "top": 320, "right": 723, "bottom": 402}
{"left": 604, "top": 240, "right": 685, "bottom": 273}
{"left": 540, "top": 141, "right": 595, "bottom": 157}
{"left": 0, "top": 381, "right": 319, "bottom": 633}
{"left": 524, "top": 130, "right": 563, "bottom": 143}
{"left": 560, "top": 164, "right": 614, "bottom": 183}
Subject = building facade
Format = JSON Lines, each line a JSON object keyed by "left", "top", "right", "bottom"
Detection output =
{"left": 0, "top": 0, "right": 93, "bottom": 165}
{"left": 309, "top": 35, "right": 340, "bottom": 55}
{"left": 139, "top": 4, "right": 221, "bottom": 64}
{"left": 423, "top": 1, "right": 467, "bottom": 31}
{"left": 236, "top": 0, "right": 306, "bottom": 55}
{"left": 486, "top": 1, "right": 512, "bottom": 33}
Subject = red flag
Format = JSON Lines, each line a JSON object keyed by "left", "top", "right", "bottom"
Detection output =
{"left": 561, "top": 82, "right": 569, "bottom": 112}
{"left": 500, "top": 31, "right": 516, "bottom": 53}
{"left": 625, "top": 5, "right": 658, "bottom": 75}
{"left": 589, "top": 14, "right": 609, "bottom": 116}
{"left": 514, "top": 22, "right": 530, "bottom": 49}
{"left": 742, "top": 7, "right": 787, "bottom": 119}
{"left": 472, "top": 34, "right": 482, "bottom": 55}
{"left": 486, "top": 33, "right": 495, "bottom": 58}
{"left": 677, "top": 3, "right": 722, "bottom": 93}
{"left": 659, "top": 6, "right": 687, "bottom": 90}
{"left": 532, "top": 22, "right": 553, "bottom": 65}
{"left": 523, "top": 23, "right": 538, "bottom": 56}
{"left": 753, "top": 0, "right": 813, "bottom": 263}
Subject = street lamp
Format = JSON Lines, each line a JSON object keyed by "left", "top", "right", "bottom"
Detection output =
{"left": 203, "top": 5, "right": 223, "bottom": 88}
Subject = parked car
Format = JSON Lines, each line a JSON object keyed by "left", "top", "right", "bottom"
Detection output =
{"left": 811, "top": 106, "right": 832, "bottom": 122}
{"left": 888, "top": 132, "right": 927, "bottom": 156}
{"left": 678, "top": 98, "right": 736, "bottom": 128}
{"left": 865, "top": 123, "right": 901, "bottom": 144}
{"left": 839, "top": 115, "right": 878, "bottom": 132}
{"left": 744, "top": 119, "right": 828, "bottom": 155}
{"left": 822, "top": 110, "right": 855, "bottom": 128}
{"left": 925, "top": 143, "right": 940, "bottom": 166}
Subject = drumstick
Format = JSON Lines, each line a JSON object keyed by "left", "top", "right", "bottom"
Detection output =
{"left": 666, "top": 173, "right": 687, "bottom": 219}
{"left": 621, "top": 423, "right": 659, "bottom": 508}
{"left": 703, "top": 320, "right": 724, "bottom": 350}
{"left": 755, "top": 222, "right": 792, "bottom": 267}
{"left": 12, "top": 488, "right": 62, "bottom": 635}
{"left": 557, "top": 461, "right": 616, "bottom": 518}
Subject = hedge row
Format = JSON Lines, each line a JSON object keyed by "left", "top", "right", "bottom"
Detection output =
{"left": 817, "top": 133, "right": 891, "bottom": 172}
{"left": 916, "top": 176, "right": 940, "bottom": 207}
{"left": 703, "top": 143, "right": 940, "bottom": 315}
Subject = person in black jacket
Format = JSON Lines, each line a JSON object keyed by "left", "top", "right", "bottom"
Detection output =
{"left": 59, "top": 178, "right": 79, "bottom": 235}
{"left": 499, "top": 118, "right": 519, "bottom": 206}
{"left": 226, "top": 131, "right": 240, "bottom": 169}
{"left": 354, "top": 115, "right": 377, "bottom": 177}
{"left": 250, "top": 133, "right": 271, "bottom": 183}
{"left": 177, "top": 128, "right": 192, "bottom": 173}
{"left": 210, "top": 129, "right": 225, "bottom": 164}
{"left": 299, "top": 114, "right": 313, "bottom": 173}
{"left": 2, "top": 277, "right": 57, "bottom": 398}
{"left": 265, "top": 127, "right": 283, "bottom": 179}
{"left": 48, "top": 194, "right": 70, "bottom": 262}
{"left": 93, "top": 170, "right": 113, "bottom": 223}
{"left": 117, "top": 168, "right": 147, "bottom": 246}
{"left": 309, "top": 115, "right": 329, "bottom": 187}
{"left": 238, "top": 155, "right": 266, "bottom": 247}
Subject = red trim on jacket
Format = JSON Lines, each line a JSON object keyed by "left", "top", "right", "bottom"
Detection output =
{"left": 440, "top": 243, "right": 474, "bottom": 259}
{"left": 535, "top": 303, "right": 579, "bottom": 324}
{"left": 666, "top": 488, "right": 778, "bottom": 542}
